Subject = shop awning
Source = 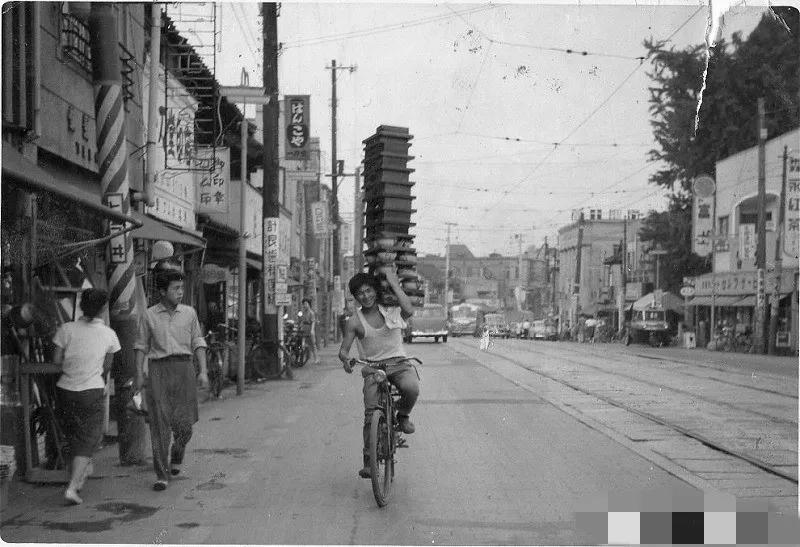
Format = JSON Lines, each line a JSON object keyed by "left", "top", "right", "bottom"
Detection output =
{"left": 246, "top": 258, "right": 262, "bottom": 270}
{"left": 2, "top": 145, "right": 140, "bottom": 227}
{"left": 733, "top": 295, "right": 755, "bottom": 307}
{"left": 130, "top": 211, "right": 206, "bottom": 249}
{"left": 688, "top": 295, "right": 744, "bottom": 306}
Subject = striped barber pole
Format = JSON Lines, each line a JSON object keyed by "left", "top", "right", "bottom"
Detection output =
{"left": 95, "top": 83, "right": 135, "bottom": 317}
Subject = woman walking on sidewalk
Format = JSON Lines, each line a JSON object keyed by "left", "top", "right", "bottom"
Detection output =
{"left": 52, "top": 289, "right": 121, "bottom": 505}
{"left": 300, "top": 298, "right": 320, "bottom": 364}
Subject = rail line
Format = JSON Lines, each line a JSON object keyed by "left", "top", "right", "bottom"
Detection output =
{"left": 454, "top": 339, "right": 798, "bottom": 484}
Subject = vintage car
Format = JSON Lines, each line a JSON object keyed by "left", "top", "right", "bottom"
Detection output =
{"left": 404, "top": 304, "right": 449, "bottom": 343}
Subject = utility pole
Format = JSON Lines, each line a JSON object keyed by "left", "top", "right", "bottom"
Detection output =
{"left": 261, "top": 2, "right": 280, "bottom": 373}
{"left": 768, "top": 146, "right": 789, "bottom": 354}
{"left": 543, "top": 236, "right": 550, "bottom": 316}
{"left": 755, "top": 97, "right": 768, "bottom": 354}
{"left": 325, "top": 60, "right": 356, "bottom": 278}
{"left": 444, "top": 222, "right": 456, "bottom": 307}
{"left": 573, "top": 212, "right": 585, "bottom": 320}
{"left": 353, "top": 167, "right": 363, "bottom": 273}
{"left": 617, "top": 218, "right": 628, "bottom": 331}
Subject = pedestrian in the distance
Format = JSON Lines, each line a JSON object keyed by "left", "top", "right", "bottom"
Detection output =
{"left": 52, "top": 289, "right": 121, "bottom": 505}
{"left": 134, "top": 270, "right": 208, "bottom": 491}
{"left": 300, "top": 297, "right": 319, "bottom": 364}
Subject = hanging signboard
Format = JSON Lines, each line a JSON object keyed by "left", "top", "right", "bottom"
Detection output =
{"left": 195, "top": 147, "right": 230, "bottom": 214}
{"left": 285, "top": 95, "right": 310, "bottom": 161}
{"left": 691, "top": 175, "right": 715, "bottom": 257}
{"left": 263, "top": 217, "right": 279, "bottom": 308}
{"left": 311, "top": 201, "right": 329, "bottom": 236}
{"left": 785, "top": 153, "right": 799, "bottom": 259}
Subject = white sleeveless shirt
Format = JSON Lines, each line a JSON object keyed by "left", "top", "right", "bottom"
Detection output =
{"left": 355, "top": 306, "right": 407, "bottom": 361}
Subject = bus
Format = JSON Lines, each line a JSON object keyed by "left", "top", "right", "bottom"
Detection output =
{"left": 448, "top": 302, "right": 484, "bottom": 337}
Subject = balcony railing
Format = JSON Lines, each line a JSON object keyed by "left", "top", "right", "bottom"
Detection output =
{"left": 61, "top": 12, "right": 92, "bottom": 73}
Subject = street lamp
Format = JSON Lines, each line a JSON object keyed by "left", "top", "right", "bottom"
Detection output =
{"left": 220, "top": 72, "right": 270, "bottom": 396}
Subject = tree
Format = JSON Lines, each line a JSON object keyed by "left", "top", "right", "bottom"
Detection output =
{"left": 640, "top": 9, "right": 799, "bottom": 291}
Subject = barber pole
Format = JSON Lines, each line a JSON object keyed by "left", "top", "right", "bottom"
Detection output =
{"left": 90, "top": 4, "right": 135, "bottom": 318}
{"left": 89, "top": 3, "right": 146, "bottom": 464}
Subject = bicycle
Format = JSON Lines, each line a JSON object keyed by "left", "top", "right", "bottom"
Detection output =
{"left": 204, "top": 325, "right": 227, "bottom": 398}
{"left": 282, "top": 319, "right": 310, "bottom": 369}
{"left": 348, "top": 357, "right": 422, "bottom": 507}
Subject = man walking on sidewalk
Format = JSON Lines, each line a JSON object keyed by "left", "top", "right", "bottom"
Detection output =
{"left": 134, "top": 270, "right": 208, "bottom": 491}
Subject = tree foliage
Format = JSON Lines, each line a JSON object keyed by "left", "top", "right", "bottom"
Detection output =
{"left": 639, "top": 8, "right": 799, "bottom": 293}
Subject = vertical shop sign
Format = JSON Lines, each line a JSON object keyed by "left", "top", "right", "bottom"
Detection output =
{"left": 739, "top": 224, "right": 757, "bottom": 265}
{"left": 692, "top": 175, "right": 715, "bottom": 257}
{"left": 105, "top": 192, "right": 128, "bottom": 264}
{"left": 285, "top": 95, "right": 310, "bottom": 161}
{"left": 264, "top": 217, "right": 279, "bottom": 308}
{"left": 785, "top": 153, "right": 800, "bottom": 259}
{"left": 195, "top": 147, "right": 230, "bottom": 213}
{"left": 311, "top": 201, "right": 329, "bottom": 236}
{"left": 340, "top": 222, "right": 352, "bottom": 257}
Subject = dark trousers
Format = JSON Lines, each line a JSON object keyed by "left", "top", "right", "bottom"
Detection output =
{"left": 145, "top": 357, "right": 198, "bottom": 481}
{"left": 362, "top": 360, "right": 419, "bottom": 454}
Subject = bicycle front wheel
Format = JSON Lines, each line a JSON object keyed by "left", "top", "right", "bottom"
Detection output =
{"left": 369, "top": 409, "right": 393, "bottom": 507}
{"left": 207, "top": 347, "right": 224, "bottom": 397}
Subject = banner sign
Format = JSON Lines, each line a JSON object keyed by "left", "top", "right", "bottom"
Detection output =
{"left": 195, "top": 147, "right": 230, "bottom": 214}
{"left": 105, "top": 192, "right": 128, "bottom": 264}
{"left": 264, "top": 217, "right": 279, "bottom": 308}
{"left": 311, "top": 201, "right": 329, "bottom": 236}
{"left": 739, "top": 224, "right": 756, "bottom": 265}
{"left": 785, "top": 154, "right": 799, "bottom": 259}
{"left": 285, "top": 95, "right": 310, "bottom": 161}
{"left": 340, "top": 222, "right": 352, "bottom": 256}
{"left": 691, "top": 175, "right": 715, "bottom": 257}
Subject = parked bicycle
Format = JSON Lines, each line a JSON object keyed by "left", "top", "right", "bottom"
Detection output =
{"left": 348, "top": 357, "right": 422, "bottom": 507}
{"left": 282, "top": 316, "right": 310, "bottom": 369}
{"left": 204, "top": 325, "right": 227, "bottom": 398}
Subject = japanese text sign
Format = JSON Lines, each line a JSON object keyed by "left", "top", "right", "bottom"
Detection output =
{"left": 311, "top": 201, "right": 329, "bottom": 236}
{"left": 104, "top": 192, "right": 128, "bottom": 264}
{"left": 692, "top": 175, "right": 715, "bottom": 257}
{"left": 195, "top": 147, "right": 230, "bottom": 214}
{"left": 285, "top": 95, "right": 310, "bottom": 161}
{"left": 263, "top": 217, "right": 279, "bottom": 308}
{"left": 785, "top": 153, "right": 799, "bottom": 259}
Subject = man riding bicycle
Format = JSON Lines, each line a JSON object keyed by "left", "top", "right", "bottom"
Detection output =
{"left": 339, "top": 269, "right": 419, "bottom": 479}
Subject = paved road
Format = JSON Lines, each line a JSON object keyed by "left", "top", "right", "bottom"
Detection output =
{"left": 2, "top": 342, "right": 703, "bottom": 544}
{"left": 452, "top": 336, "right": 798, "bottom": 514}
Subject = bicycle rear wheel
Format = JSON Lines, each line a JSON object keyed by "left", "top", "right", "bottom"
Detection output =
{"left": 369, "top": 409, "right": 393, "bottom": 507}
{"left": 207, "top": 347, "right": 224, "bottom": 397}
{"left": 246, "top": 343, "right": 272, "bottom": 380}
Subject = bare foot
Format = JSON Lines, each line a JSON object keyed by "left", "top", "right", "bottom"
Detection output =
{"left": 64, "top": 488, "right": 83, "bottom": 505}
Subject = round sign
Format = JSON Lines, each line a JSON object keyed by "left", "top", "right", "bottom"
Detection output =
{"left": 692, "top": 175, "right": 716, "bottom": 198}
{"left": 679, "top": 286, "right": 695, "bottom": 297}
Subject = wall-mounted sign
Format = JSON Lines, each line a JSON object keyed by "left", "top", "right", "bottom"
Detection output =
{"left": 739, "top": 224, "right": 756, "bottom": 265}
{"left": 311, "top": 201, "right": 329, "bottom": 236}
{"left": 104, "top": 192, "right": 128, "bottom": 264}
{"left": 785, "top": 153, "right": 799, "bottom": 259}
{"left": 285, "top": 95, "right": 310, "bottom": 161}
{"left": 195, "top": 147, "right": 230, "bottom": 214}
{"left": 264, "top": 217, "right": 279, "bottom": 308}
{"left": 692, "top": 175, "right": 715, "bottom": 257}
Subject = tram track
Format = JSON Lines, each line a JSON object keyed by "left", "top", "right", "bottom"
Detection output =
{"left": 516, "top": 339, "right": 797, "bottom": 400}
{"left": 452, "top": 339, "right": 798, "bottom": 485}
{"left": 501, "top": 341, "right": 797, "bottom": 426}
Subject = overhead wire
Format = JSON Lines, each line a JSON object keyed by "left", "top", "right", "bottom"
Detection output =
{"left": 281, "top": 4, "right": 498, "bottom": 49}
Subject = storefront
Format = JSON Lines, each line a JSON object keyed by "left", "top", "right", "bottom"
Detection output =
{"left": 687, "top": 269, "right": 798, "bottom": 353}
{"left": 2, "top": 145, "right": 143, "bottom": 480}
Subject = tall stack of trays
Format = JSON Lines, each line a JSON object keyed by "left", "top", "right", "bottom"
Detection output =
{"left": 361, "top": 126, "right": 424, "bottom": 307}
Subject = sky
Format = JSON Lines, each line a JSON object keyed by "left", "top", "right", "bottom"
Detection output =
{"left": 199, "top": 1, "right": 768, "bottom": 257}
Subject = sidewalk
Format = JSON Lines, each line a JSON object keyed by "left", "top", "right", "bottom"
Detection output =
{"left": 0, "top": 345, "right": 342, "bottom": 530}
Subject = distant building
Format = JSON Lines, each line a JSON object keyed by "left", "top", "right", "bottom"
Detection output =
{"left": 556, "top": 211, "right": 647, "bottom": 330}
{"left": 418, "top": 244, "right": 532, "bottom": 311}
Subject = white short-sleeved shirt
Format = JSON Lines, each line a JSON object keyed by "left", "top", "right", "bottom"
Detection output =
{"left": 53, "top": 318, "right": 121, "bottom": 391}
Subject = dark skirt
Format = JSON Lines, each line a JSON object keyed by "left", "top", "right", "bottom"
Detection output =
{"left": 56, "top": 387, "right": 105, "bottom": 458}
